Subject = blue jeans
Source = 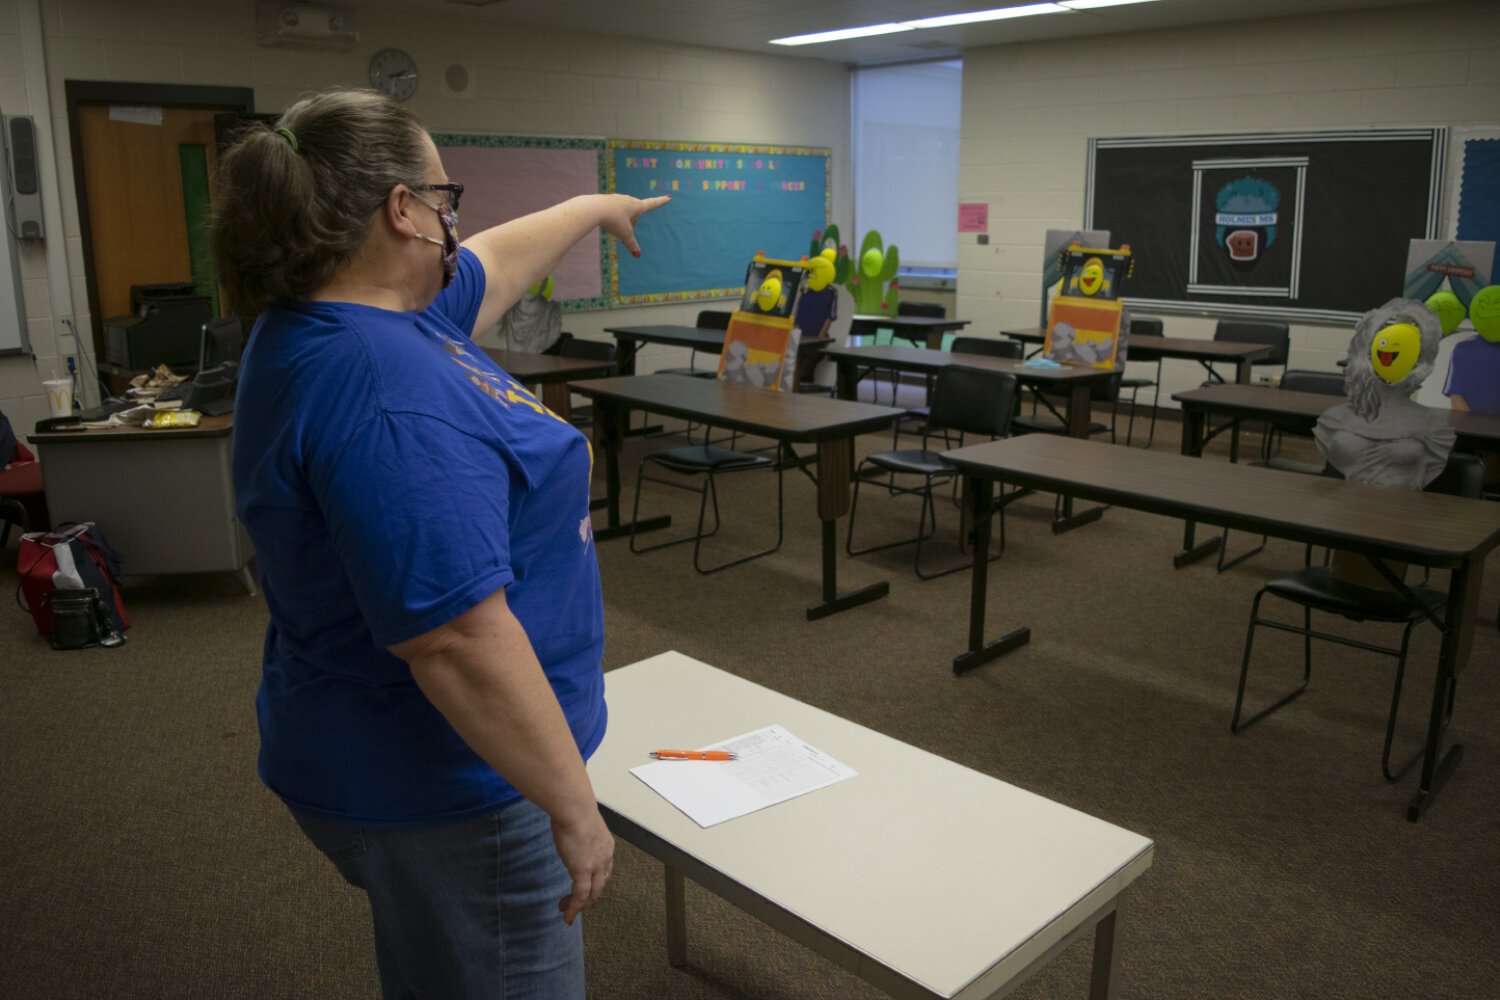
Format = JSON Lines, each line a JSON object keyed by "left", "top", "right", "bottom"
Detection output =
{"left": 293, "top": 799, "right": 584, "bottom": 1000}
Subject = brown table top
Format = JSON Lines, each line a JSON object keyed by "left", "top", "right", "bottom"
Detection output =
{"left": 602, "top": 325, "right": 831, "bottom": 355}
{"left": 568, "top": 374, "right": 904, "bottom": 443}
{"left": 942, "top": 434, "right": 1500, "bottom": 567}
{"left": 849, "top": 314, "right": 971, "bottom": 332}
{"left": 820, "top": 343, "right": 1114, "bottom": 385}
{"left": 29, "top": 412, "right": 233, "bottom": 444}
{"left": 1173, "top": 383, "right": 1500, "bottom": 446}
{"left": 483, "top": 348, "right": 615, "bottom": 383}
{"left": 1002, "top": 326, "right": 1273, "bottom": 363}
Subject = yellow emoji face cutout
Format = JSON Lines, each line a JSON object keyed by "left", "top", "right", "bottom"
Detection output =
{"left": 755, "top": 270, "right": 784, "bottom": 312}
{"left": 1370, "top": 322, "right": 1420, "bottom": 384}
{"left": 805, "top": 254, "right": 834, "bottom": 292}
{"left": 1078, "top": 258, "right": 1105, "bottom": 297}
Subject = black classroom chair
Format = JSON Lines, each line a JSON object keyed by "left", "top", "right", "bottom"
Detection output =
{"left": 555, "top": 338, "right": 617, "bottom": 427}
{"left": 1116, "top": 316, "right": 1164, "bottom": 448}
{"left": 1230, "top": 452, "right": 1485, "bottom": 782}
{"left": 1010, "top": 370, "right": 1123, "bottom": 442}
{"left": 1201, "top": 319, "right": 1290, "bottom": 385}
{"left": 629, "top": 332, "right": 795, "bottom": 575}
{"left": 893, "top": 336, "right": 1022, "bottom": 449}
{"left": 657, "top": 309, "right": 731, "bottom": 379}
{"left": 1216, "top": 368, "right": 1346, "bottom": 573}
{"left": 846, "top": 366, "right": 1017, "bottom": 580}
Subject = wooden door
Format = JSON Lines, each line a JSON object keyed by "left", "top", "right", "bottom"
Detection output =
{"left": 77, "top": 106, "right": 220, "bottom": 322}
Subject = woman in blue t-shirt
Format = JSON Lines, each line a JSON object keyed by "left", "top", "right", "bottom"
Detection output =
{"left": 211, "top": 88, "right": 666, "bottom": 999}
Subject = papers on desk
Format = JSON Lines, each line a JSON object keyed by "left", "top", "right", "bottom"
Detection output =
{"left": 630, "top": 724, "right": 856, "bottom": 828}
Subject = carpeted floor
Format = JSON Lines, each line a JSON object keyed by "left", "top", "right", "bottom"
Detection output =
{"left": 2, "top": 400, "right": 1497, "bottom": 1000}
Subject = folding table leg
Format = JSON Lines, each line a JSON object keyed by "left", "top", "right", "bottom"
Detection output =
{"left": 665, "top": 866, "right": 687, "bottom": 968}
{"left": 1089, "top": 899, "right": 1121, "bottom": 1000}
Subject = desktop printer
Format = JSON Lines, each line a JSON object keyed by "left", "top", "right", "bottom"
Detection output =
{"left": 102, "top": 283, "right": 212, "bottom": 370}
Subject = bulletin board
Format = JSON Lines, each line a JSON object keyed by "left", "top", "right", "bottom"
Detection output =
{"left": 1450, "top": 128, "right": 1500, "bottom": 247}
{"left": 607, "top": 140, "right": 830, "bottom": 305}
{"left": 432, "top": 134, "right": 608, "bottom": 310}
{"left": 1085, "top": 128, "right": 1446, "bottom": 323}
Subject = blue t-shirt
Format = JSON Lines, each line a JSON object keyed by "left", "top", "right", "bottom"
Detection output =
{"left": 1443, "top": 336, "right": 1500, "bottom": 415}
{"left": 232, "top": 249, "right": 606, "bottom": 827}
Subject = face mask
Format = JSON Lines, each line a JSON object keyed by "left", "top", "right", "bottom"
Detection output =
{"left": 413, "top": 193, "right": 459, "bottom": 289}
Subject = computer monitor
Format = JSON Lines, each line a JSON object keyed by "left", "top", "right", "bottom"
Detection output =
{"left": 199, "top": 317, "right": 245, "bottom": 372}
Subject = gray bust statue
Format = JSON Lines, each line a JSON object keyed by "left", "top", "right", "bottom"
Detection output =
{"left": 1314, "top": 298, "right": 1455, "bottom": 490}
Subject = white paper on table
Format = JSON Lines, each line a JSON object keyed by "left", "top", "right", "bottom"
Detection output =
{"left": 629, "top": 724, "right": 857, "bottom": 828}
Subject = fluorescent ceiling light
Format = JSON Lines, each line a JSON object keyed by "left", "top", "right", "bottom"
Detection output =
{"left": 1058, "top": 0, "right": 1161, "bottom": 9}
{"left": 771, "top": 0, "right": 1164, "bottom": 46}
{"left": 903, "top": 4, "right": 1067, "bottom": 29}
{"left": 771, "top": 22, "right": 912, "bottom": 45}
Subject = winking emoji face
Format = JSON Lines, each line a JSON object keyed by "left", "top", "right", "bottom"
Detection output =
{"left": 1078, "top": 258, "right": 1105, "bottom": 297}
{"left": 1369, "top": 322, "right": 1420, "bottom": 384}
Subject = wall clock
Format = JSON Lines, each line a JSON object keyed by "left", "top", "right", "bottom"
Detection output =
{"left": 369, "top": 48, "right": 419, "bottom": 102}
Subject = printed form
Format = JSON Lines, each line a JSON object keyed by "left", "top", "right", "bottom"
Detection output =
{"left": 629, "top": 724, "right": 857, "bottom": 828}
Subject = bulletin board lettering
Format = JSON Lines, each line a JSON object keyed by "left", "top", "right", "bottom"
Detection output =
{"left": 607, "top": 140, "right": 830, "bottom": 305}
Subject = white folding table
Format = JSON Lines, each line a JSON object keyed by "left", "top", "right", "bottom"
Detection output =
{"left": 590, "top": 652, "right": 1155, "bottom": 999}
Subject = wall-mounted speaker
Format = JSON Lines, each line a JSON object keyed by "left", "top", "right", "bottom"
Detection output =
{"left": 2, "top": 115, "right": 45, "bottom": 240}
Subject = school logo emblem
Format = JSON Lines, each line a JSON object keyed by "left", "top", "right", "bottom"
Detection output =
{"left": 1214, "top": 176, "right": 1279, "bottom": 270}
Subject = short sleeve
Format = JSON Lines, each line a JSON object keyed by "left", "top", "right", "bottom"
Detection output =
{"left": 429, "top": 247, "right": 487, "bottom": 336}
{"left": 309, "top": 410, "right": 514, "bottom": 648}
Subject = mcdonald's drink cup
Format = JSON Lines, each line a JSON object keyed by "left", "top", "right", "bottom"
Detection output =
{"left": 44, "top": 377, "right": 73, "bottom": 417}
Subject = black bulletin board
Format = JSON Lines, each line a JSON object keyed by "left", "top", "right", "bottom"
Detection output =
{"left": 1086, "top": 129, "right": 1445, "bottom": 323}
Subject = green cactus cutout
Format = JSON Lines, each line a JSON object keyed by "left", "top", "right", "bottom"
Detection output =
{"left": 809, "top": 224, "right": 854, "bottom": 288}
{"left": 847, "top": 229, "right": 900, "bottom": 316}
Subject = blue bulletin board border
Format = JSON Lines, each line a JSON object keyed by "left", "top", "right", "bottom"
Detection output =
{"left": 603, "top": 138, "right": 834, "bottom": 307}
{"left": 432, "top": 133, "right": 609, "bottom": 311}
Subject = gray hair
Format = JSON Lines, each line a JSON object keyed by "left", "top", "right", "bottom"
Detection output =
{"left": 210, "top": 88, "right": 429, "bottom": 316}
{"left": 1342, "top": 298, "right": 1441, "bottom": 420}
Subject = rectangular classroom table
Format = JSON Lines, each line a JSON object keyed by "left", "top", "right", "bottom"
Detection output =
{"left": 1174, "top": 383, "right": 1500, "bottom": 454}
{"left": 483, "top": 348, "right": 616, "bottom": 422}
{"left": 821, "top": 343, "right": 1117, "bottom": 531}
{"left": 849, "top": 313, "right": 971, "bottom": 350}
{"left": 820, "top": 343, "right": 1114, "bottom": 439}
{"left": 940, "top": 434, "right": 1500, "bottom": 821}
{"left": 590, "top": 650, "right": 1155, "bottom": 999}
{"left": 1170, "top": 384, "right": 1500, "bottom": 566}
{"left": 1001, "top": 326, "right": 1273, "bottom": 385}
{"left": 603, "top": 324, "right": 831, "bottom": 383}
{"left": 568, "top": 374, "right": 904, "bottom": 620}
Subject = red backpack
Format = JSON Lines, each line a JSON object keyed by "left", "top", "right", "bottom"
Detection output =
{"left": 16, "top": 523, "right": 130, "bottom": 646}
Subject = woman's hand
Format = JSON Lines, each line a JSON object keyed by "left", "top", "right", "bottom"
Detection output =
{"left": 600, "top": 193, "right": 671, "bottom": 259}
{"left": 551, "top": 807, "right": 615, "bottom": 925}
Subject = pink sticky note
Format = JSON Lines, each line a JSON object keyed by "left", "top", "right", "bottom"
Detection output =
{"left": 958, "top": 202, "right": 988, "bottom": 233}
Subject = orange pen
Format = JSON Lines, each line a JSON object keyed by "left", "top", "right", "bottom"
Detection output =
{"left": 649, "top": 750, "right": 738, "bottom": 761}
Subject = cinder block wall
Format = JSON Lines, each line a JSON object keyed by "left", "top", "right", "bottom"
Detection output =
{"left": 957, "top": 0, "right": 1500, "bottom": 408}
{"left": 0, "top": 0, "right": 853, "bottom": 434}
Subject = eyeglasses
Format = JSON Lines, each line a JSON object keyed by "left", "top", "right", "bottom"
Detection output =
{"left": 414, "top": 182, "right": 463, "bottom": 213}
